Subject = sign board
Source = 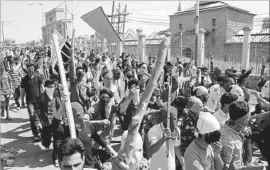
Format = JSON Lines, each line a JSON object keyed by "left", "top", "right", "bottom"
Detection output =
{"left": 81, "top": 7, "right": 123, "bottom": 43}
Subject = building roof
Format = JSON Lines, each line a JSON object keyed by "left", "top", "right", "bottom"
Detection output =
{"left": 171, "top": 1, "right": 255, "bottom": 16}
{"left": 45, "top": 8, "right": 64, "bottom": 16}
{"left": 124, "top": 29, "right": 137, "bottom": 41}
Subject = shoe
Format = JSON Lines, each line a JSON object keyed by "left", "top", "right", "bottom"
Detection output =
{"left": 53, "top": 160, "right": 59, "bottom": 167}
{"left": 34, "top": 136, "right": 41, "bottom": 142}
{"left": 6, "top": 116, "right": 12, "bottom": 121}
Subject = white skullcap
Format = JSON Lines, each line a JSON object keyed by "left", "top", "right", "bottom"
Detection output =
{"left": 197, "top": 112, "right": 220, "bottom": 134}
{"left": 230, "top": 85, "right": 244, "bottom": 101}
{"left": 196, "top": 86, "right": 209, "bottom": 97}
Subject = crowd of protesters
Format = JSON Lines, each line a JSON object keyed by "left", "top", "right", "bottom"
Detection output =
{"left": 0, "top": 45, "right": 270, "bottom": 170}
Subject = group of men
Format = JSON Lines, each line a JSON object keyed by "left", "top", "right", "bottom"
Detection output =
{"left": 0, "top": 45, "right": 270, "bottom": 170}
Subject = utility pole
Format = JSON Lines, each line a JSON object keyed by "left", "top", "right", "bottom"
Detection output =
{"left": 107, "top": 2, "right": 129, "bottom": 56}
{"left": 64, "top": 0, "right": 68, "bottom": 39}
{"left": 194, "top": 0, "right": 200, "bottom": 66}
{"left": 108, "top": 2, "right": 129, "bottom": 37}
{"left": 111, "top": 1, "right": 115, "bottom": 23}
{"left": 2, "top": 22, "right": 4, "bottom": 43}
{"left": 0, "top": 1, "right": 2, "bottom": 50}
{"left": 117, "top": 3, "right": 121, "bottom": 34}
{"left": 122, "top": 4, "right": 127, "bottom": 40}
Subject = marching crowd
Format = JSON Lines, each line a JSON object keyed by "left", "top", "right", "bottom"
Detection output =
{"left": 0, "top": 45, "right": 270, "bottom": 170}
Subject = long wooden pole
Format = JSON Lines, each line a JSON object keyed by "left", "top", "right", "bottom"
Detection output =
{"left": 166, "top": 72, "right": 172, "bottom": 160}
{"left": 52, "top": 32, "right": 76, "bottom": 139}
{"left": 113, "top": 37, "right": 169, "bottom": 170}
{"left": 69, "top": 29, "right": 76, "bottom": 82}
{"left": 194, "top": 0, "right": 200, "bottom": 66}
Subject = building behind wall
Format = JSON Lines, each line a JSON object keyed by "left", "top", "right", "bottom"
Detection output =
{"left": 42, "top": 8, "right": 72, "bottom": 46}
{"left": 169, "top": 1, "right": 255, "bottom": 66}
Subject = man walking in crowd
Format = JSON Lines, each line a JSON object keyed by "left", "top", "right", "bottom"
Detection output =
{"left": 0, "top": 64, "right": 13, "bottom": 120}
{"left": 21, "top": 62, "right": 45, "bottom": 142}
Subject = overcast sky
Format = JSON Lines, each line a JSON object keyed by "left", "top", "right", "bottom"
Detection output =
{"left": 1, "top": 1, "right": 269, "bottom": 43}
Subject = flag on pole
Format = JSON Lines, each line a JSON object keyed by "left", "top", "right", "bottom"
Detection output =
{"left": 51, "top": 30, "right": 67, "bottom": 68}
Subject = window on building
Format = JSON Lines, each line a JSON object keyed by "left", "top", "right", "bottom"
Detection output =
{"left": 179, "top": 23, "right": 182, "bottom": 30}
{"left": 212, "top": 18, "right": 216, "bottom": 27}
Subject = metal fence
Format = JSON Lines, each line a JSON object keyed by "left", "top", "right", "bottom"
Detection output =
{"left": 109, "top": 34, "right": 269, "bottom": 75}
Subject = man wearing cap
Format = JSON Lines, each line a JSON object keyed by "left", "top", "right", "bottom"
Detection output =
{"left": 21, "top": 62, "right": 45, "bottom": 141}
{"left": 180, "top": 96, "right": 204, "bottom": 155}
{"left": 184, "top": 112, "right": 224, "bottom": 170}
{"left": 147, "top": 106, "right": 184, "bottom": 170}
{"left": 220, "top": 101, "right": 252, "bottom": 170}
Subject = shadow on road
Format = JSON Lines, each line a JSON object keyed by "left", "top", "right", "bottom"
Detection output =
{"left": 1, "top": 123, "right": 54, "bottom": 169}
{"left": 1, "top": 117, "right": 29, "bottom": 124}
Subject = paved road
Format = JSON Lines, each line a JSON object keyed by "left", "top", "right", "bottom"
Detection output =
{"left": 1, "top": 100, "right": 122, "bottom": 170}
{"left": 0, "top": 96, "right": 261, "bottom": 170}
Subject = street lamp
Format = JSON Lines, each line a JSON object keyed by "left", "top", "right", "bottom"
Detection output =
{"left": 1, "top": 21, "right": 12, "bottom": 45}
{"left": 29, "top": 3, "right": 44, "bottom": 27}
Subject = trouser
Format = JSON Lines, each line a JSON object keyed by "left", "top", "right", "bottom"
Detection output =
{"left": 27, "top": 102, "right": 41, "bottom": 137}
{"left": 41, "top": 125, "right": 52, "bottom": 148}
{"left": 80, "top": 140, "right": 95, "bottom": 168}
{"left": 14, "top": 87, "right": 20, "bottom": 107}
{"left": 1, "top": 94, "right": 10, "bottom": 117}
{"left": 92, "top": 148, "right": 111, "bottom": 169}
{"left": 51, "top": 118, "right": 78, "bottom": 161}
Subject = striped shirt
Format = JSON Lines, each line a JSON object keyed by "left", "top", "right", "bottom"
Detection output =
{"left": 8, "top": 70, "right": 21, "bottom": 88}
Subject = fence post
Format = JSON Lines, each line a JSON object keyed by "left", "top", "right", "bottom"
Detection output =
{"left": 241, "top": 26, "right": 252, "bottom": 72}
{"left": 198, "top": 28, "right": 206, "bottom": 67}
{"left": 117, "top": 41, "right": 123, "bottom": 57}
{"left": 136, "top": 28, "right": 143, "bottom": 60}
{"left": 140, "top": 33, "right": 146, "bottom": 63}
{"left": 101, "top": 37, "right": 108, "bottom": 54}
